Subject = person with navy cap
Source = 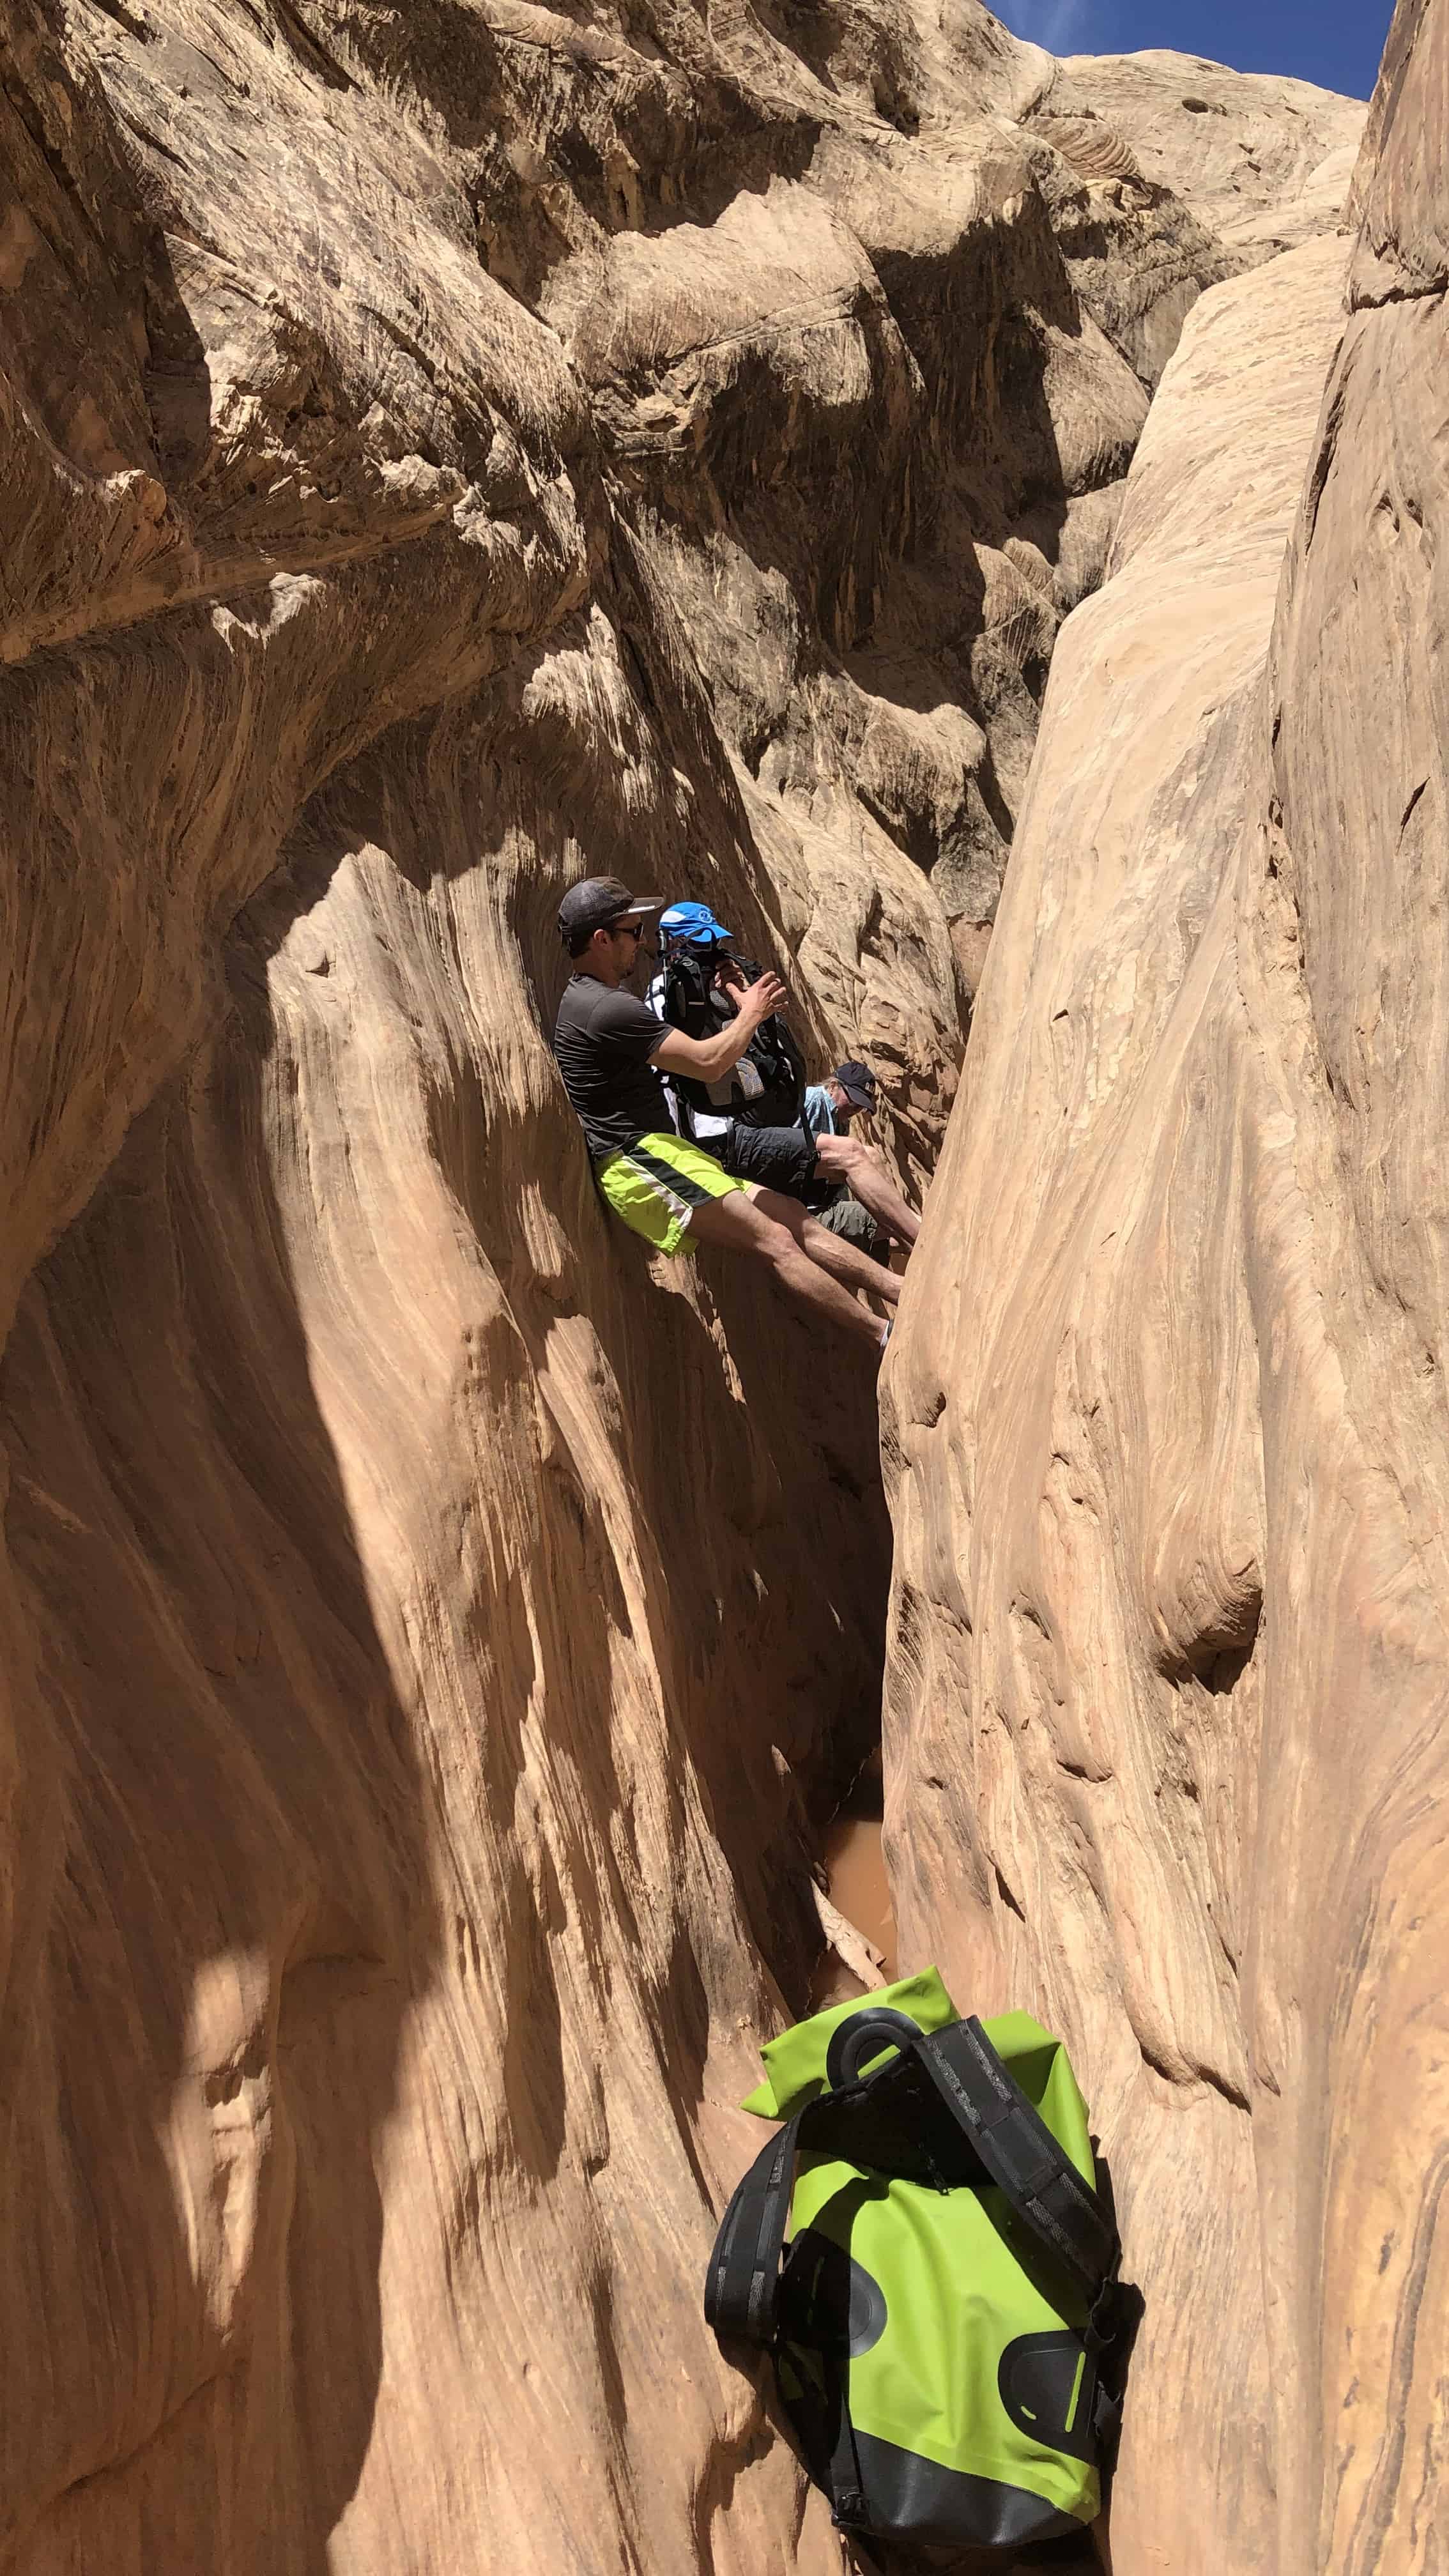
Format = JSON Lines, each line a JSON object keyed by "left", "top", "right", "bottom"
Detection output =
{"left": 801, "top": 1062, "right": 920, "bottom": 1250}
{"left": 550, "top": 875, "right": 898, "bottom": 1356}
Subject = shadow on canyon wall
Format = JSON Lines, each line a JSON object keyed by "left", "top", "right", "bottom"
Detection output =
{"left": 2, "top": 996, "right": 435, "bottom": 2566}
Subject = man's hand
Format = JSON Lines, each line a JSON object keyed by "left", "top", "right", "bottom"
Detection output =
{"left": 735, "top": 969, "right": 785, "bottom": 1028}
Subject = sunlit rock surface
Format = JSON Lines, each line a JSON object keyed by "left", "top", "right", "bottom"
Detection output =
{"left": 884, "top": 4, "right": 1447, "bottom": 2568}
{"left": 0, "top": 0, "right": 1366, "bottom": 2563}
{"left": 1050, "top": 47, "right": 1365, "bottom": 264}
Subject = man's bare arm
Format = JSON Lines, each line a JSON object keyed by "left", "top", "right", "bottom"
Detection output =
{"left": 650, "top": 970, "right": 785, "bottom": 1086}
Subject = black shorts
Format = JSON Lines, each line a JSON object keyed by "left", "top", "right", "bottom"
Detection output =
{"left": 717, "top": 1119, "right": 820, "bottom": 1200}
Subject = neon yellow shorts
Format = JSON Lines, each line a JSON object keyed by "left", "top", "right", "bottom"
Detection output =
{"left": 595, "top": 1131, "right": 751, "bottom": 1257}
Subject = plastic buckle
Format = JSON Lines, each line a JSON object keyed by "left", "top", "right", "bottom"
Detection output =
{"left": 831, "top": 2490, "right": 867, "bottom": 2529}
{"left": 1085, "top": 2267, "right": 1123, "bottom": 2356}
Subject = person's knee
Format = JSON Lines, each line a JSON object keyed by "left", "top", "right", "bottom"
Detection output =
{"left": 736, "top": 1206, "right": 808, "bottom": 1284}
{"left": 690, "top": 1191, "right": 761, "bottom": 1254}
{"left": 752, "top": 1186, "right": 808, "bottom": 1241}
{"left": 829, "top": 1135, "right": 884, "bottom": 1187}
{"left": 706, "top": 1190, "right": 793, "bottom": 1264}
{"left": 755, "top": 1215, "right": 802, "bottom": 1273}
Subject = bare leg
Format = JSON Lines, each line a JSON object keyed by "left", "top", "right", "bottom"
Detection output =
{"left": 753, "top": 1187, "right": 902, "bottom": 1308}
{"left": 687, "top": 1191, "right": 887, "bottom": 1353}
{"left": 813, "top": 1135, "right": 921, "bottom": 1248}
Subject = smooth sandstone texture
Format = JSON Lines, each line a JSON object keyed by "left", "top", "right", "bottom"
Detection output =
{"left": 0, "top": 0, "right": 1364, "bottom": 2567}
{"left": 884, "top": 6, "right": 1448, "bottom": 2570}
{"left": 1052, "top": 49, "right": 1367, "bottom": 264}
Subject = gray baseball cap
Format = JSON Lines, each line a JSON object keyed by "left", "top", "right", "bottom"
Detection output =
{"left": 558, "top": 875, "right": 665, "bottom": 946}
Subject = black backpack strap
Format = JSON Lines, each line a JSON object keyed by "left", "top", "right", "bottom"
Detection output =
{"left": 783, "top": 2352, "right": 874, "bottom": 2538}
{"left": 705, "top": 2101, "right": 878, "bottom": 2538}
{"left": 704, "top": 2103, "right": 809, "bottom": 2344}
{"left": 905, "top": 2019, "right": 1119, "bottom": 2306}
{"left": 707, "top": 2021, "right": 1119, "bottom": 2334}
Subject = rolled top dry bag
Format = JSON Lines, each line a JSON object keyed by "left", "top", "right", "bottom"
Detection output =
{"left": 705, "top": 1968, "right": 1129, "bottom": 2561}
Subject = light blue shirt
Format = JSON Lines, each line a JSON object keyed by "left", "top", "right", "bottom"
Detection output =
{"left": 802, "top": 1084, "right": 839, "bottom": 1140}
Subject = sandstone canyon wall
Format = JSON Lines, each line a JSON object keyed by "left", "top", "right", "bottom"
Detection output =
{"left": 0, "top": 0, "right": 1366, "bottom": 2566}
{"left": 884, "top": 3, "right": 1447, "bottom": 2571}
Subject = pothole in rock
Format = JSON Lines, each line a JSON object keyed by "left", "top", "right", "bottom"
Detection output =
{"left": 811, "top": 1746, "right": 898, "bottom": 2006}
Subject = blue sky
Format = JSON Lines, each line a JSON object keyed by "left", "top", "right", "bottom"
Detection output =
{"left": 992, "top": 0, "right": 1392, "bottom": 99}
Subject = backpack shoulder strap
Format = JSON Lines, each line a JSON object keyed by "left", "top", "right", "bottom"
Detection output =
{"left": 907, "top": 2019, "right": 1118, "bottom": 2304}
{"left": 705, "top": 2098, "right": 876, "bottom": 2537}
{"left": 661, "top": 953, "right": 700, "bottom": 1029}
{"left": 703, "top": 2102, "right": 809, "bottom": 2343}
{"left": 706, "top": 2020, "right": 1120, "bottom": 2334}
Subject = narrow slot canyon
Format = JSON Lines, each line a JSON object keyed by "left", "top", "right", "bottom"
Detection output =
{"left": 818, "top": 1752, "right": 900, "bottom": 2000}
{"left": 2, "top": 0, "right": 1445, "bottom": 2570}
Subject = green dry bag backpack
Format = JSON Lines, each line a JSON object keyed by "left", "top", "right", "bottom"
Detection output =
{"left": 705, "top": 1969, "right": 1128, "bottom": 2562}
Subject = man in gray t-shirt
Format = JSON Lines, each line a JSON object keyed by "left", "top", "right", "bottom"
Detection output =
{"left": 553, "top": 972, "right": 677, "bottom": 1159}
{"left": 550, "top": 874, "right": 898, "bottom": 1356}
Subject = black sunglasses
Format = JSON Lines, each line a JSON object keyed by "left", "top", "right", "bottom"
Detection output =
{"left": 611, "top": 919, "right": 645, "bottom": 941}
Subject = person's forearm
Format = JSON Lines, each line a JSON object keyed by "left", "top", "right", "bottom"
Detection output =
{"left": 694, "top": 1016, "right": 759, "bottom": 1082}
{"left": 656, "top": 1015, "right": 760, "bottom": 1085}
{"left": 814, "top": 1135, "right": 921, "bottom": 1246}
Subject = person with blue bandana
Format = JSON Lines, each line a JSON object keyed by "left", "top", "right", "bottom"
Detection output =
{"left": 648, "top": 903, "right": 920, "bottom": 1256}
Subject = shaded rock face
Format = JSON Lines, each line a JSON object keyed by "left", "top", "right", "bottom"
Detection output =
{"left": 884, "top": 4, "right": 1447, "bottom": 2569}
{"left": 0, "top": 0, "right": 1364, "bottom": 2568}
